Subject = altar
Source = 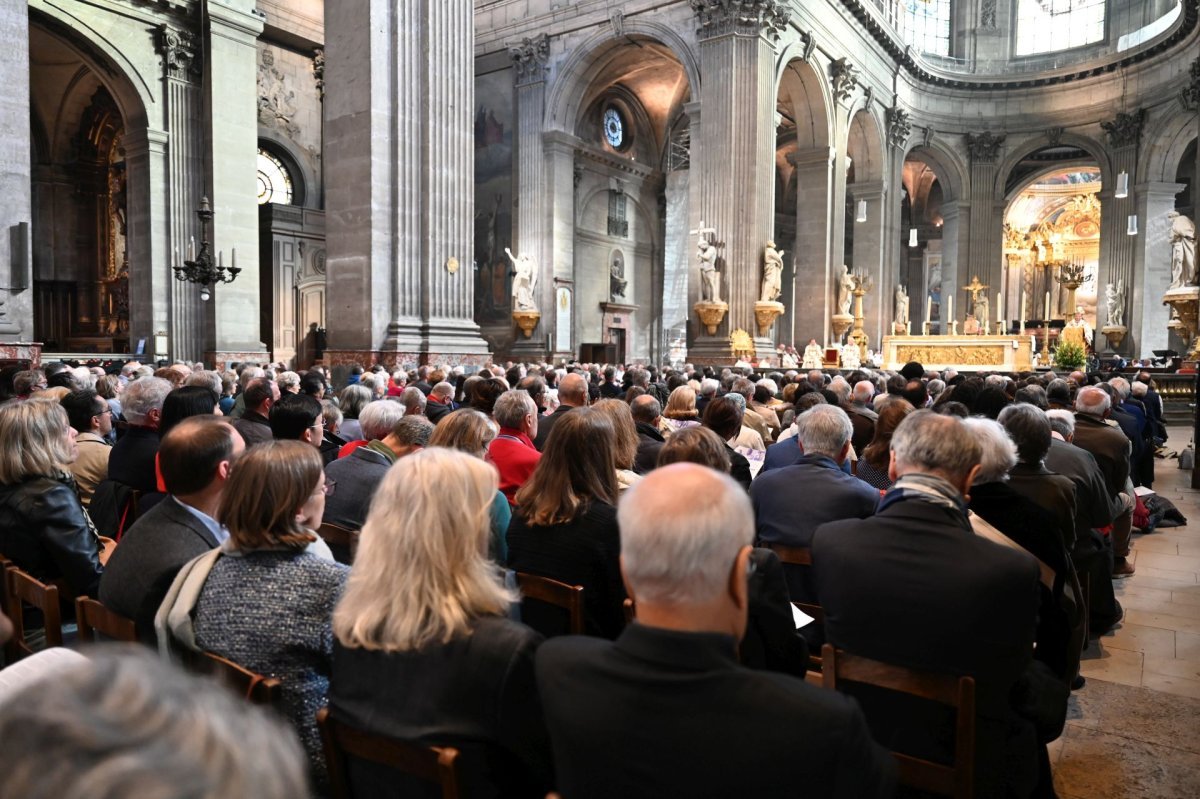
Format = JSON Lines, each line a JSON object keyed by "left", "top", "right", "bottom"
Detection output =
{"left": 881, "top": 334, "right": 1034, "bottom": 372}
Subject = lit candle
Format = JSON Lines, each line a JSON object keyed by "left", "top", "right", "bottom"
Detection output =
{"left": 1044, "top": 291, "right": 1050, "bottom": 322}
{"left": 925, "top": 295, "right": 932, "bottom": 323}
{"left": 189, "top": 236, "right": 195, "bottom": 261}
{"left": 232, "top": 247, "right": 236, "bottom": 268}
{"left": 947, "top": 295, "right": 953, "bottom": 328}
{"left": 996, "top": 293, "right": 1003, "bottom": 328}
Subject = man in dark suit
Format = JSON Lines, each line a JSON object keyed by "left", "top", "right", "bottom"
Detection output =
{"left": 813, "top": 411, "right": 1054, "bottom": 799}
{"left": 629, "top": 394, "right": 665, "bottom": 473}
{"left": 532, "top": 372, "right": 587, "bottom": 451}
{"left": 108, "top": 376, "right": 172, "bottom": 493}
{"left": 537, "top": 463, "right": 894, "bottom": 799}
{"left": 1073, "top": 386, "right": 1136, "bottom": 577}
{"left": 231, "top": 377, "right": 278, "bottom": 448}
{"left": 100, "top": 416, "right": 244, "bottom": 639}
{"left": 424, "top": 381, "right": 456, "bottom": 424}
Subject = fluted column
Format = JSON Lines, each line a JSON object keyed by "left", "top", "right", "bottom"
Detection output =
{"left": 325, "top": 0, "right": 489, "bottom": 371}
{"left": 0, "top": 0, "right": 31, "bottom": 340}
{"left": 544, "top": 131, "right": 579, "bottom": 359}
{"left": 510, "top": 34, "right": 551, "bottom": 358}
{"left": 1098, "top": 110, "right": 1144, "bottom": 354}
{"left": 850, "top": 180, "right": 887, "bottom": 341}
{"left": 688, "top": 0, "right": 787, "bottom": 362}
{"left": 964, "top": 132, "right": 1005, "bottom": 313}
{"left": 789, "top": 146, "right": 834, "bottom": 345}
{"left": 123, "top": 128, "right": 171, "bottom": 357}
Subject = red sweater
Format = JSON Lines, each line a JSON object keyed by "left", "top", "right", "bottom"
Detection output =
{"left": 488, "top": 428, "right": 541, "bottom": 506}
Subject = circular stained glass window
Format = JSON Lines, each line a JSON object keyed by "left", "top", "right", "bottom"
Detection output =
{"left": 603, "top": 106, "right": 626, "bottom": 150}
{"left": 257, "top": 148, "right": 294, "bottom": 205}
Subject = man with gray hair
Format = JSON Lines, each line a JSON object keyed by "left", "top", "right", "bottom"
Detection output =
{"left": 536, "top": 463, "right": 894, "bottom": 798}
{"left": 108, "top": 376, "right": 173, "bottom": 493}
{"left": 1072, "top": 386, "right": 1136, "bottom": 577}
{"left": 731, "top": 377, "right": 772, "bottom": 443}
{"left": 847, "top": 378, "right": 878, "bottom": 452}
{"left": 425, "top": 381, "right": 456, "bottom": 424}
{"left": 629, "top": 394, "right": 665, "bottom": 474}
{"left": 814, "top": 411, "right": 1054, "bottom": 798}
{"left": 696, "top": 377, "right": 720, "bottom": 416}
{"left": 489, "top": 389, "right": 541, "bottom": 505}
{"left": 323, "top": 415, "right": 433, "bottom": 534}
{"left": 398, "top": 385, "right": 427, "bottom": 418}
{"left": 751, "top": 404, "right": 877, "bottom": 607}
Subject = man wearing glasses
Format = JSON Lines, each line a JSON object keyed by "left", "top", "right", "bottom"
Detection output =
{"left": 60, "top": 389, "right": 114, "bottom": 507}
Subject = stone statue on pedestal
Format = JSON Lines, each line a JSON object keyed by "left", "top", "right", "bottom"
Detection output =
{"left": 1169, "top": 211, "right": 1196, "bottom": 288}
{"left": 505, "top": 248, "right": 538, "bottom": 312}
{"left": 1105, "top": 282, "right": 1125, "bottom": 328}
{"left": 761, "top": 241, "right": 784, "bottom": 302}
{"left": 697, "top": 236, "right": 720, "bottom": 303}
{"left": 836, "top": 264, "right": 854, "bottom": 315}
{"left": 974, "top": 292, "right": 990, "bottom": 331}
{"left": 894, "top": 285, "right": 909, "bottom": 329}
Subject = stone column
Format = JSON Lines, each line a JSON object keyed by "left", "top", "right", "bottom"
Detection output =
{"left": 1098, "top": 110, "right": 1145, "bottom": 354}
{"left": 123, "top": 128, "right": 172, "bottom": 357}
{"left": 789, "top": 147, "right": 834, "bottom": 345}
{"left": 964, "top": 132, "right": 1005, "bottom": 308}
{"left": 0, "top": 0, "right": 33, "bottom": 342}
{"left": 850, "top": 180, "right": 886, "bottom": 342}
{"left": 325, "top": 0, "right": 489, "bottom": 373}
{"left": 688, "top": 0, "right": 787, "bottom": 362}
{"left": 202, "top": 3, "right": 268, "bottom": 367}
{"left": 1132, "top": 181, "right": 1185, "bottom": 356}
{"left": 510, "top": 34, "right": 551, "bottom": 359}
{"left": 544, "top": 131, "right": 579, "bottom": 360}
{"left": 828, "top": 59, "right": 858, "bottom": 282}
{"left": 940, "top": 201, "right": 964, "bottom": 332}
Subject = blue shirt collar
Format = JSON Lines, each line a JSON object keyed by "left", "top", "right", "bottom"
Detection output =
{"left": 173, "top": 496, "right": 229, "bottom": 545}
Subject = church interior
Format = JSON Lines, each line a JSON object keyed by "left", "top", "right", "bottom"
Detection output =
{"left": 1, "top": 1, "right": 1200, "bottom": 797}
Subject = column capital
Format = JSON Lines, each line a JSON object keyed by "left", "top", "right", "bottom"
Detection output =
{"left": 690, "top": 0, "right": 790, "bottom": 43}
{"left": 964, "top": 132, "right": 1005, "bottom": 164}
{"left": 1101, "top": 108, "right": 1146, "bottom": 150}
{"left": 829, "top": 58, "right": 859, "bottom": 105}
{"left": 510, "top": 33, "right": 551, "bottom": 86}
{"left": 156, "top": 24, "right": 201, "bottom": 81}
{"left": 848, "top": 180, "right": 886, "bottom": 199}
{"left": 885, "top": 107, "right": 911, "bottom": 150}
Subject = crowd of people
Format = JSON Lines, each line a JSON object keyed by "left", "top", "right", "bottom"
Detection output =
{"left": 0, "top": 354, "right": 1170, "bottom": 798}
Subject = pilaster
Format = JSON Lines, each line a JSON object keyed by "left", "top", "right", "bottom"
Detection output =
{"left": 964, "top": 132, "right": 1005, "bottom": 305}
{"left": 544, "top": 131, "right": 580, "bottom": 360}
{"left": 789, "top": 146, "right": 834, "bottom": 346}
{"left": 0, "top": 0, "right": 32, "bottom": 339}
{"left": 850, "top": 180, "right": 887, "bottom": 343}
{"left": 1132, "top": 182, "right": 1186, "bottom": 357}
{"left": 1098, "top": 109, "right": 1145, "bottom": 354}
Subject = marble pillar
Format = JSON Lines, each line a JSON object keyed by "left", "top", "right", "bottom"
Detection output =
{"left": 964, "top": 132, "right": 1004, "bottom": 300}
{"left": 0, "top": 0, "right": 32, "bottom": 340}
{"left": 940, "top": 201, "right": 964, "bottom": 331}
{"left": 203, "top": 3, "right": 268, "bottom": 364}
{"left": 850, "top": 180, "right": 886, "bottom": 342}
{"left": 325, "top": 0, "right": 489, "bottom": 372}
{"left": 789, "top": 147, "right": 834, "bottom": 345}
{"left": 1098, "top": 113, "right": 1143, "bottom": 354}
{"left": 544, "top": 132, "right": 577, "bottom": 360}
{"left": 688, "top": 1, "right": 785, "bottom": 362}
{"left": 123, "top": 128, "right": 172, "bottom": 358}
{"left": 1132, "top": 181, "right": 1185, "bottom": 356}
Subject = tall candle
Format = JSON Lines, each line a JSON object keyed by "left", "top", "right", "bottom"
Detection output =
{"left": 947, "top": 296, "right": 953, "bottom": 328}
{"left": 1044, "top": 291, "right": 1050, "bottom": 322}
{"left": 1020, "top": 292, "right": 1027, "bottom": 327}
{"left": 925, "top": 295, "right": 931, "bottom": 323}
{"left": 996, "top": 293, "right": 1003, "bottom": 327}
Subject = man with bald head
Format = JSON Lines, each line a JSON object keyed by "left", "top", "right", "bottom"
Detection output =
{"left": 533, "top": 371, "right": 588, "bottom": 451}
{"left": 629, "top": 394, "right": 665, "bottom": 473}
{"left": 537, "top": 463, "right": 894, "bottom": 799}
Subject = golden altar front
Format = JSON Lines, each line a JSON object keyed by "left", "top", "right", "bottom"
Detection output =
{"left": 881, "top": 335, "right": 1034, "bottom": 372}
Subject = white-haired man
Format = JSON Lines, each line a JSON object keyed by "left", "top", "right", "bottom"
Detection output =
{"left": 108, "top": 376, "right": 172, "bottom": 493}
{"left": 489, "top": 390, "right": 541, "bottom": 505}
{"left": 537, "top": 463, "right": 894, "bottom": 798}
{"left": 1072, "top": 386, "right": 1136, "bottom": 577}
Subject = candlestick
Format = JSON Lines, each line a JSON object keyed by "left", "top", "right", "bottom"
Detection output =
{"left": 996, "top": 294, "right": 1003, "bottom": 330}
{"left": 1020, "top": 292, "right": 1026, "bottom": 329}
{"left": 1044, "top": 291, "right": 1050, "bottom": 323}
{"left": 947, "top": 296, "right": 953, "bottom": 330}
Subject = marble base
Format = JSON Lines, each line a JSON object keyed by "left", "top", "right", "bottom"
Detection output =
{"left": 0, "top": 341, "right": 41, "bottom": 367}
{"left": 881, "top": 334, "right": 1034, "bottom": 372}
{"left": 204, "top": 350, "right": 271, "bottom": 372}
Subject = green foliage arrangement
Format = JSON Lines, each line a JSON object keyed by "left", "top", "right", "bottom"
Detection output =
{"left": 1053, "top": 340, "right": 1087, "bottom": 370}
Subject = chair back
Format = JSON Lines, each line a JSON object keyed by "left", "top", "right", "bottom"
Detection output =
{"left": 318, "top": 522, "right": 360, "bottom": 565}
{"left": 515, "top": 572, "right": 585, "bottom": 636}
{"left": 317, "top": 707, "right": 462, "bottom": 799}
{"left": 821, "top": 644, "right": 976, "bottom": 799}
{"left": 761, "top": 542, "right": 825, "bottom": 624}
{"left": 4, "top": 567, "right": 63, "bottom": 661}
{"left": 187, "top": 650, "right": 282, "bottom": 707}
{"left": 74, "top": 597, "right": 138, "bottom": 643}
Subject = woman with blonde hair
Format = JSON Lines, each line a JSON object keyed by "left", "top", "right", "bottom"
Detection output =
{"left": 659, "top": 385, "right": 702, "bottom": 436}
{"left": 592, "top": 398, "right": 642, "bottom": 490}
{"left": 428, "top": 408, "right": 511, "bottom": 560}
{"left": 506, "top": 408, "right": 625, "bottom": 638}
{"left": 0, "top": 399, "right": 103, "bottom": 598}
{"left": 330, "top": 448, "right": 552, "bottom": 798}
{"left": 175, "top": 440, "right": 347, "bottom": 788}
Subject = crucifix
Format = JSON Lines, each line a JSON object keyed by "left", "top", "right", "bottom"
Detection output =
{"left": 962, "top": 274, "right": 989, "bottom": 304}
{"left": 689, "top": 220, "right": 717, "bottom": 241}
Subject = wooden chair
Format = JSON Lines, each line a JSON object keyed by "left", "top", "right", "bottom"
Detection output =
{"left": 4, "top": 567, "right": 63, "bottom": 661}
{"left": 761, "top": 542, "right": 825, "bottom": 624}
{"left": 187, "top": 650, "right": 282, "bottom": 708}
{"left": 515, "top": 572, "right": 585, "bottom": 636}
{"left": 822, "top": 644, "right": 976, "bottom": 799}
{"left": 74, "top": 597, "right": 137, "bottom": 644}
{"left": 317, "top": 707, "right": 462, "bottom": 799}
{"left": 318, "top": 522, "right": 360, "bottom": 565}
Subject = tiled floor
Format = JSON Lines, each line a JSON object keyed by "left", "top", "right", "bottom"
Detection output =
{"left": 1053, "top": 425, "right": 1200, "bottom": 798}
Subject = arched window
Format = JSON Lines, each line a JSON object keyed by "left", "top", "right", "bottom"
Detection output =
{"left": 1015, "top": 0, "right": 1106, "bottom": 56}
{"left": 897, "top": 0, "right": 952, "bottom": 57}
{"left": 257, "top": 147, "right": 294, "bottom": 205}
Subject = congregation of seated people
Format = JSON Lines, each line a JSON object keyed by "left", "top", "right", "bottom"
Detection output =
{"left": 0, "top": 355, "right": 1168, "bottom": 798}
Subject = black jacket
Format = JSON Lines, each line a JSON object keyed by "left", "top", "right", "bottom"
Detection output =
{"left": 536, "top": 623, "right": 895, "bottom": 799}
{"left": 633, "top": 421, "right": 664, "bottom": 474}
{"left": 532, "top": 405, "right": 574, "bottom": 452}
{"left": 0, "top": 474, "right": 103, "bottom": 598}
{"left": 330, "top": 616, "right": 553, "bottom": 799}
{"left": 107, "top": 425, "right": 161, "bottom": 493}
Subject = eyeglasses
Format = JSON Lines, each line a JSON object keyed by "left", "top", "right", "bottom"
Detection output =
{"left": 320, "top": 479, "right": 336, "bottom": 497}
{"left": 94, "top": 408, "right": 113, "bottom": 418}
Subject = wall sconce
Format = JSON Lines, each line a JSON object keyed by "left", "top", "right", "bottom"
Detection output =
{"left": 1127, "top": 215, "right": 1138, "bottom": 236}
{"left": 908, "top": 228, "right": 918, "bottom": 247}
{"left": 1115, "top": 171, "right": 1129, "bottom": 199}
{"left": 856, "top": 199, "right": 867, "bottom": 223}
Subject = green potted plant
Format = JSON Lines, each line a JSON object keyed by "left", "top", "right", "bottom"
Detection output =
{"left": 1053, "top": 340, "right": 1086, "bottom": 370}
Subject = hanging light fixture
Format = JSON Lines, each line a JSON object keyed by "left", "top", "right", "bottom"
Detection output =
{"left": 1127, "top": 214, "right": 1139, "bottom": 236}
{"left": 1115, "top": 171, "right": 1129, "bottom": 199}
{"left": 908, "top": 228, "right": 918, "bottom": 247}
{"left": 856, "top": 199, "right": 867, "bottom": 223}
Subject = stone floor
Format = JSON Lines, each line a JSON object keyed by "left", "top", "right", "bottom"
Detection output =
{"left": 1052, "top": 425, "right": 1200, "bottom": 798}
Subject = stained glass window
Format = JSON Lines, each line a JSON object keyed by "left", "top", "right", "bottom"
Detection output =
{"left": 1016, "top": 0, "right": 1106, "bottom": 56}
{"left": 257, "top": 148, "right": 294, "bottom": 205}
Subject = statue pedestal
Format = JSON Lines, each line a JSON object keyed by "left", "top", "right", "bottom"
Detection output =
{"left": 754, "top": 301, "right": 785, "bottom": 337}
{"left": 693, "top": 301, "right": 729, "bottom": 336}
{"left": 512, "top": 309, "right": 541, "bottom": 339}
{"left": 1163, "top": 286, "right": 1200, "bottom": 362}
{"left": 831, "top": 313, "right": 853, "bottom": 343}
{"left": 1099, "top": 325, "right": 1127, "bottom": 351}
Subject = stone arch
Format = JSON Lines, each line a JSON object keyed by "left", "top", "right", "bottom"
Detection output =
{"left": 996, "top": 132, "right": 1113, "bottom": 201}
{"left": 776, "top": 58, "right": 832, "bottom": 152}
{"left": 1003, "top": 159, "right": 1103, "bottom": 207}
{"left": 1140, "top": 107, "right": 1198, "bottom": 183}
{"left": 257, "top": 133, "right": 312, "bottom": 208}
{"left": 903, "top": 141, "right": 967, "bottom": 203}
{"left": 544, "top": 21, "right": 699, "bottom": 134}
{"left": 846, "top": 106, "right": 885, "bottom": 183}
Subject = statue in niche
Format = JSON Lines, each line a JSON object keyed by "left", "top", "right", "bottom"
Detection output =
{"left": 1105, "top": 282, "right": 1126, "bottom": 328}
{"left": 505, "top": 248, "right": 538, "bottom": 312}
{"left": 697, "top": 236, "right": 721, "bottom": 303}
{"left": 894, "top": 285, "right": 910, "bottom": 328}
{"left": 610, "top": 255, "right": 627, "bottom": 300}
{"left": 1169, "top": 211, "right": 1196, "bottom": 288}
{"left": 836, "top": 263, "right": 854, "bottom": 315}
{"left": 760, "top": 241, "right": 784, "bottom": 302}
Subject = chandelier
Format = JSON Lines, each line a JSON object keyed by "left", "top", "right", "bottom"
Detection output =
{"left": 173, "top": 196, "right": 241, "bottom": 301}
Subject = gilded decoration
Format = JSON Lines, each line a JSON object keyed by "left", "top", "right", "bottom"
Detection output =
{"left": 894, "top": 345, "right": 1005, "bottom": 367}
{"left": 729, "top": 328, "right": 755, "bottom": 359}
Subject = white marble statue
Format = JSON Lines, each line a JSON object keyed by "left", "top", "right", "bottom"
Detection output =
{"left": 802, "top": 338, "right": 823, "bottom": 369}
{"left": 761, "top": 240, "right": 784, "bottom": 302}
{"left": 894, "top": 285, "right": 910, "bottom": 328}
{"left": 1105, "top": 281, "right": 1125, "bottom": 328}
{"left": 974, "top": 291, "right": 989, "bottom": 331}
{"left": 1169, "top": 211, "right": 1196, "bottom": 288}
{"left": 505, "top": 248, "right": 538, "bottom": 312}
{"left": 836, "top": 264, "right": 854, "bottom": 315}
{"left": 697, "top": 236, "right": 721, "bottom": 303}
{"left": 840, "top": 342, "right": 861, "bottom": 369}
